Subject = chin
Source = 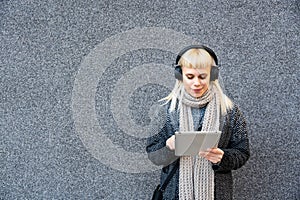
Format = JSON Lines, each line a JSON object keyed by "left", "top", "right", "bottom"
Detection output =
{"left": 193, "top": 93, "right": 203, "bottom": 98}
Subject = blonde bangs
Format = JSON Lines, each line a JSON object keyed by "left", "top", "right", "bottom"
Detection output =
{"left": 178, "top": 49, "right": 214, "bottom": 69}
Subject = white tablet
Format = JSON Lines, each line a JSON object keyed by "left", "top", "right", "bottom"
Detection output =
{"left": 175, "top": 131, "right": 221, "bottom": 156}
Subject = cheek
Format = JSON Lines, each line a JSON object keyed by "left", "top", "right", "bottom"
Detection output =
{"left": 201, "top": 78, "right": 210, "bottom": 86}
{"left": 183, "top": 78, "right": 192, "bottom": 86}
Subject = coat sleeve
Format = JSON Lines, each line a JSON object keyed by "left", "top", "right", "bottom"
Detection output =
{"left": 214, "top": 104, "right": 250, "bottom": 172}
{"left": 146, "top": 104, "right": 179, "bottom": 167}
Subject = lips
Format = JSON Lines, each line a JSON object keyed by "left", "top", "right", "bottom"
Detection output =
{"left": 192, "top": 89, "right": 202, "bottom": 93}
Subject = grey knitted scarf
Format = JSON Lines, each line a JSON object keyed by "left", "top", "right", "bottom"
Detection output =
{"left": 179, "top": 85, "right": 220, "bottom": 200}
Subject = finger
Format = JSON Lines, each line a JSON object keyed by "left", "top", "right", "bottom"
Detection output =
{"left": 199, "top": 151, "right": 209, "bottom": 157}
{"left": 166, "top": 136, "right": 176, "bottom": 150}
{"left": 201, "top": 152, "right": 222, "bottom": 162}
{"left": 209, "top": 148, "right": 224, "bottom": 156}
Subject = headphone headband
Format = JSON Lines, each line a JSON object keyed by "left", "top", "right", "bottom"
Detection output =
{"left": 175, "top": 44, "right": 218, "bottom": 66}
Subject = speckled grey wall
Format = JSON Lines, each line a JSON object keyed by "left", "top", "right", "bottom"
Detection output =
{"left": 1, "top": 0, "right": 299, "bottom": 199}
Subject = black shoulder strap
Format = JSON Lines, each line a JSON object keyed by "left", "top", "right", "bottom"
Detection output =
{"left": 160, "top": 159, "right": 179, "bottom": 191}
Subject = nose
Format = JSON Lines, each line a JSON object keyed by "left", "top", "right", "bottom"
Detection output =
{"left": 194, "top": 78, "right": 201, "bottom": 86}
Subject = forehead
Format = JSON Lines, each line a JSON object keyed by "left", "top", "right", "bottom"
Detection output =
{"left": 182, "top": 66, "right": 210, "bottom": 74}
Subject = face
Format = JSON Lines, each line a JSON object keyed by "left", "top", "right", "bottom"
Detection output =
{"left": 181, "top": 66, "right": 211, "bottom": 98}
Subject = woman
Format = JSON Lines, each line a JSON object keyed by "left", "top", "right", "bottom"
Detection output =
{"left": 146, "top": 45, "right": 250, "bottom": 200}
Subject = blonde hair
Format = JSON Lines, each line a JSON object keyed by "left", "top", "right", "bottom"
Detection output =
{"left": 161, "top": 48, "right": 233, "bottom": 115}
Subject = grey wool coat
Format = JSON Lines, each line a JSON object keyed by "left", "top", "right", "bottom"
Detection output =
{"left": 146, "top": 102, "right": 250, "bottom": 200}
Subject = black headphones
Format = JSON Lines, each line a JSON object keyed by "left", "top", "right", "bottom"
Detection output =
{"left": 174, "top": 45, "right": 220, "bottom": 81}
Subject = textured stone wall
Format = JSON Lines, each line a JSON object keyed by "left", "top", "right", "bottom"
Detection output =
{"left": 1, "top": 0, "right": 299, "bottom": 199}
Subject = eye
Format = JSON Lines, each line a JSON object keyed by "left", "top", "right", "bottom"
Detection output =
{"left": 199, "top": 74, "right": 207, "bottom": 79}
{"left": 186, "top": 75, "right": 194, "bottom": 79}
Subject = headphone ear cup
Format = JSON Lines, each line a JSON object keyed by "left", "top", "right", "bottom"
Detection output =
{"left": 210, "top": 66, "right": 219, "bottom": 81}
{"left": 174, "top": 65, "right": 183, "bottom": 80}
